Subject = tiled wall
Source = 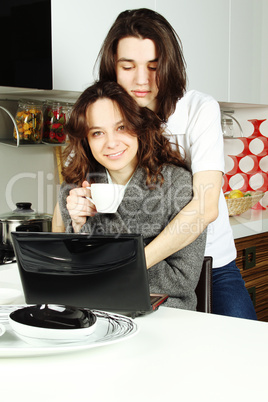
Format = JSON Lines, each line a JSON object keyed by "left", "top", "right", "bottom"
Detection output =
{"left": 222, "top": 105, "right": 268, "bottom": 207}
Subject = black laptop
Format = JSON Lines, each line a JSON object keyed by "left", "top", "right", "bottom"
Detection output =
{"left": 11, "top": 232, "right": 168, "bottom": 317}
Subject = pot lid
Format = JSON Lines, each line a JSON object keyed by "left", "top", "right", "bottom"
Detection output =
{"left": 0, "top": 202, "right": 52, "bottom": 221}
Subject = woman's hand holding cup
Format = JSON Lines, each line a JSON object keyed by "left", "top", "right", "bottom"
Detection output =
{"left": 66, "top": 180, "right": 97, "bottom": 232}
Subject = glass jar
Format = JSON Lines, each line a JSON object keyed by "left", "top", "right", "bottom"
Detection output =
{"left": 42, "top": 101, "right": 73, "bottom": 144}
{"left": 221, "top": 118, "right": 234, "bottom": 138}
{"left": 13, "top": 100, "right": 43, "bottom": 144}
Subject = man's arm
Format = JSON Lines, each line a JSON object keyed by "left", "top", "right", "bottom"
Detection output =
{"left": 144, "top": 170, "right": 223, "bottom": 269}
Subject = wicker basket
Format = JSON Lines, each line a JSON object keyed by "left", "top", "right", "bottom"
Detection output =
{"left": 225, "top": 191, "right": 265, "bottom": 216}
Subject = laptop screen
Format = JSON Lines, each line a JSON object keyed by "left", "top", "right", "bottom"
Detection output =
{"left": 11, "top": 232, "right": 152, "bottom": 315}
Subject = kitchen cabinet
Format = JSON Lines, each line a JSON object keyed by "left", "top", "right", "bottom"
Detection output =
{"left": 157, "top": 0, "right": 268, "bottom": 104}
{"left": 229, "top": 0, "right": 267, "bottom": 104}
{"left": 156, "top": 0, "right": 229, "bottom": 102}
{"left": 51, "top": 0, "right": 268, "bottom": 104}
{"left": 1, "top": 2, "right": 267, "bottom": 105}
{"left": 51, "top": 0, "right": 155, "bottom": 92}
{"left": 235, "top": 232, "right": 268, "bottom": 322}
{"left": 52, "top": 0, "right": 230, "bottom": 98}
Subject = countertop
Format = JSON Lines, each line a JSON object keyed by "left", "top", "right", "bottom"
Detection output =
{"left": 230, "top": 208, "right": 268, "bottom": 239}
{"left": 1, "top": 263, "right": 268, "bottom": 402}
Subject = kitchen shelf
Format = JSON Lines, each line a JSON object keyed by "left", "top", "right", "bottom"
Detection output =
{"left": 0, "top": 104, "right": 68, "bottom": 147}
{"left": 0, "top": 138, "right": 43, "bottom": 147}
{"left": 0, "top": 138, "right": 66, "bottom": 147}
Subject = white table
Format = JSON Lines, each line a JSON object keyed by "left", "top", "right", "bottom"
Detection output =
{"left": 1, "top": 263, "right": 268, "bottom": 402}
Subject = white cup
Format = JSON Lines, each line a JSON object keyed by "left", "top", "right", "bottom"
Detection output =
{"left": 86, "top": 183, "right": 125, "bottom": 213}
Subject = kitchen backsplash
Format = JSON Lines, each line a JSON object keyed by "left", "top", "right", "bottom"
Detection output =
{"left": 222, "top": 104, "right": 268, "bottom": 208}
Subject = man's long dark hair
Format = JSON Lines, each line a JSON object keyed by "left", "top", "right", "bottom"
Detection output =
{"left": 97, "top": 8, "right": 187, "bottom": 121}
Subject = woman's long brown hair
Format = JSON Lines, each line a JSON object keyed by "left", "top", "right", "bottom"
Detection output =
{"left": 96, "top": 8, "right": 187, "bottom": 121}
{"left": 62, "top": 81, "right": 187, "bottom": 186}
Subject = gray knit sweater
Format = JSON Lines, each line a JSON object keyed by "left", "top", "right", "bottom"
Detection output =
{"left": 59, "top": 165, "right": 207, "bottom": 310}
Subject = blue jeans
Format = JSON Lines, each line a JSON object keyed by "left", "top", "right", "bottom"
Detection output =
{"left": 212, "top": 260, "right": 257, "bottom": 320}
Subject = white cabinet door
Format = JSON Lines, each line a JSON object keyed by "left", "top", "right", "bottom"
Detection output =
{"left": 259, "top": 0, "right": 268, "bottom": 104}
{"left": 52, "top": 0, "right": 268, "bottom": 104}
{"left": 230, "top": 0, "right": 268, "bottom": 104}
{"left": 51, "top": 0, "right": 155, "bottom": 91}
{"left": 155, "top": 0, "right": 229, "bottom": 101}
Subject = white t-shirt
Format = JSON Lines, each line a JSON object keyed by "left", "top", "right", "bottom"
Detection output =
{"left": 166, "top": 90, "right": 236, "bottom": 268}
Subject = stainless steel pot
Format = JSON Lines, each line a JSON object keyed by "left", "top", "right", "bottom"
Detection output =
{"left": 0, "top": 202, "right": 52, "bottom": 264}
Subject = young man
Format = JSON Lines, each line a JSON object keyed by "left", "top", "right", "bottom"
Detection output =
{"left": 95, "top": 8, "right": 257, "bottom": 319}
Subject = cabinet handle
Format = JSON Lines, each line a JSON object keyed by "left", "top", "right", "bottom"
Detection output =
{"left": 243, "top": 246, "right": 256, "bottom": 270}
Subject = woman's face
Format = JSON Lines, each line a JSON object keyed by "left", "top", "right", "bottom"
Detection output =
{"left": 86, "top": 98, "right": 138, "bottom": 183}
{"left": 115, "top": 37, "right": 159, "bottom": 112}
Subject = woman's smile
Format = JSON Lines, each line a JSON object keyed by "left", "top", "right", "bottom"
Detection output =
{"left": 105, "top": 149, "right": 126, "bottom": 159}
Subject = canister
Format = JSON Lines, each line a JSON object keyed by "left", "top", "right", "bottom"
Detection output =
{"left": 42, "top": 101, "right": 73, "bottom": 144}
{"left": 13, "top": 100, "right": 43, "bottom": 144}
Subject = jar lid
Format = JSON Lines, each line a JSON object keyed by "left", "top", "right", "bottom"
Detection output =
{"left": 221, "top": 118, "right": 233, "bottom": 124}
{"left": 44, "top": 100, "right": 62, "bottom": 107}
{"left": 44, "top": 100, "right": 73, "bottom": 106}
{"left": 18, "top": 99, "right": 43, "bottom": 109}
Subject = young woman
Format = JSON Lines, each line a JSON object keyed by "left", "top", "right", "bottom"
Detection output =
{"left": 94, "top": 8, "right": 257, "bottom": 319}
{"left": 58, "top": 81, "right": 206, "bottom": 311}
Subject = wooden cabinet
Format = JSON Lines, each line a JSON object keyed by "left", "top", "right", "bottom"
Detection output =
{"left": 235, "top": 232, "right": 268, "bottom": 322}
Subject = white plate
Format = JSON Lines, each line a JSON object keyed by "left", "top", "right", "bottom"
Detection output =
{"left": 0, "top": 305, "right": 139, "bottom": 357}
{"left": 0, "top": 288, "right": 22, "bottom": 304}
